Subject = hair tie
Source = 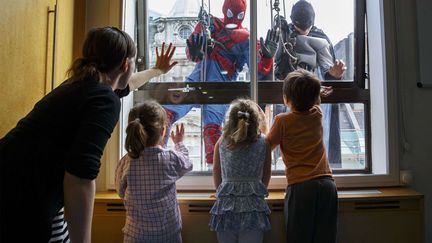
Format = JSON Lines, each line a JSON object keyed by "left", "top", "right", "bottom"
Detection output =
{"left": 237, "top": 111, "right": 250, "bottom": 120}
{"left": 83, "top": 56, "right": 105, "bottom": 70}
{"left": 134, "top": 118, "right": 141, "bottom": 123}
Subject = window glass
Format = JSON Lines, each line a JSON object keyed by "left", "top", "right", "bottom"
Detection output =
{"left": 147, "top": 0, "right": 251, "bottom": 83}
{"left": 339, "top": 103, "right": 366, "bottom": 170}
{"left": 132, "top": 0, "right": 366, "bottom": 174}
{"left": 256, "top": 0, "right": 364, "bottom": 173}
{"left": 265, "top": 103, "right": 366, "bottom": 174}
{"left": 256, "top": 0, "right": 355, "bottom": 81}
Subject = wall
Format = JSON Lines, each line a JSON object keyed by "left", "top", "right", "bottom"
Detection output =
{"left": 395, "top": 1, "right": 432, "bottom": 242}
{"left": 83, "top": 0, "right": 123, "bottom": 191}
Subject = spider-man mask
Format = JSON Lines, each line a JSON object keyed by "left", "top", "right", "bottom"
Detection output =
{"left": 222, "top": 0, "right": 247, "bottom": 29}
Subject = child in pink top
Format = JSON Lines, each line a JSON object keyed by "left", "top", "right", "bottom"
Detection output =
{"left": 267, "top": 69, "right": 338, "bottom": 243}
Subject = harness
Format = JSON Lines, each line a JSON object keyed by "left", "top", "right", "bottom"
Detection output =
{"left": 275, "top": 22, "right": 336, "bottom": 79}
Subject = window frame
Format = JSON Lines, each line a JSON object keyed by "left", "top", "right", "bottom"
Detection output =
{"left": 107, "top": 0, "right": 401, "bottom": 190}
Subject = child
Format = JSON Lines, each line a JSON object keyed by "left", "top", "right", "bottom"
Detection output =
{"left": 115, "top": 100, "right": 193, "bottom": 243}
{"left": 267, "top": 69, "right": 338, "bottom": 243}
{"left": 210, "top": 99, "right": 272, "bottom": 243}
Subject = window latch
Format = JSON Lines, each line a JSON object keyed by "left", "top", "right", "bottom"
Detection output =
{"left": 167, "top": 84, "right": 195, "bottom": 93}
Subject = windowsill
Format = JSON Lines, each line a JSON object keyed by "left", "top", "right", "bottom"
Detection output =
{"left": 175, "top": 172, "right": 400, "bottom": 190}
{"left": 95, "top": 187, "right": 423, "bottom": 204}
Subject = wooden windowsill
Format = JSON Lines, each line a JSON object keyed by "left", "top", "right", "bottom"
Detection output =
{"left": 95, "top": 187, "right": 423, "bottom": 204}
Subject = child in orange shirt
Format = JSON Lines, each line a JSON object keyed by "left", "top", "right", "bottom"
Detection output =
{"left": 267, "top": 69, "right": 338, "bottom": 243}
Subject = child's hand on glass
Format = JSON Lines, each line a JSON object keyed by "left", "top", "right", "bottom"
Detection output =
{"left": 320, "top": 86, "right": 333, "bottom": 97}
{"left": 170, "top": 123, "right": 184, "bottom": 144}
{"left": 256, "top": 104, "right": 269, "bottom": 135}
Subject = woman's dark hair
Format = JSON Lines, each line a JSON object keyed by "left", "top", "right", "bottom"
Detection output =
{"left": 67, "top": 26, "right": 136, "bottom": 82}
{"left": 222, "top": 99, "right": 261, "bottom": 149}
{"left": 283, "top": 69, "right": 321, "bottom": 112}
{"left": 125, "top": 100, "right": 167, "bottom": 159}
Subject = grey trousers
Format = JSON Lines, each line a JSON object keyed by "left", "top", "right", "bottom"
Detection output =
{"left": 284, "top": 176, "right": 338, "bottom": 243}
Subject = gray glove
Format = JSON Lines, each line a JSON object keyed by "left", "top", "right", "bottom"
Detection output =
{"left": 260, "top": 28, "right": 280, "bottom": 58}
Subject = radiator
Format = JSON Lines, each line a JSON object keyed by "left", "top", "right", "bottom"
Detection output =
{"left": 92, "top": 196, "right": 423, "bottom": 243}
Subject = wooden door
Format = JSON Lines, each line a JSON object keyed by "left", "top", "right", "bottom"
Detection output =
{"left": 0, "top": 0, "right": 56, "bottom": 136}
{"left": 0, "top": 0, "right": 80, "bottom": 136}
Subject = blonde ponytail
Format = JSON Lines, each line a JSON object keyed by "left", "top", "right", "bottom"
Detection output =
{"left": 230, "top": 116, "right": 249, "bottom": 144}
{"left": 223, "top": 99, "right": 260, "bottom": 149}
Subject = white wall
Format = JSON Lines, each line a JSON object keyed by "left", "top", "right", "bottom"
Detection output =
{"left": 395, "top": 1, "right": 432, "bottom": 242}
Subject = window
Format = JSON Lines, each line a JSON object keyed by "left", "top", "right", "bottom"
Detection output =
{"left": 113, "top": 0, "right": 399, "bottom": 189}
{"left": 178, "top": 25, "right": 192, "bottom": 40}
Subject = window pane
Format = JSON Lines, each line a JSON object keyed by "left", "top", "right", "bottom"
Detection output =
{"left": 338, "top": 103, "right": 366, "bottom": 170}
{"left": 131, "top": 100, "right": 367, "bottom": 173}
{"left": 147, "top": 0, "right": 251, "bottom": 82}
{"left": 165, "top": 107, "right": 206, "bottom": 171}
{"left": 257, "top": 0, "right": 355, "bottom": 81}
{"left": 268, "top": 103, "right": 366, "bottom": 172}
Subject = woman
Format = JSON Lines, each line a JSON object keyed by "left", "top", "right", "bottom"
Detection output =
{"left": 0, "top": 26, "right": 177, "bottom": 243}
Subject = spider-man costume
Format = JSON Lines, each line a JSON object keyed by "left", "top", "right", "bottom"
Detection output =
{"left": 164, "top": 0, "right": 274, "bottom": 165}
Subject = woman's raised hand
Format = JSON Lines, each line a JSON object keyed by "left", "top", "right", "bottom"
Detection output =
{"left": 155, "top": 42, "right": 178, "bottom": 74}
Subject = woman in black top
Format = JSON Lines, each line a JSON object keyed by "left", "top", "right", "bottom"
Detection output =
{"left": 0, "top": 26, "right": 177, "bottom": 243}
